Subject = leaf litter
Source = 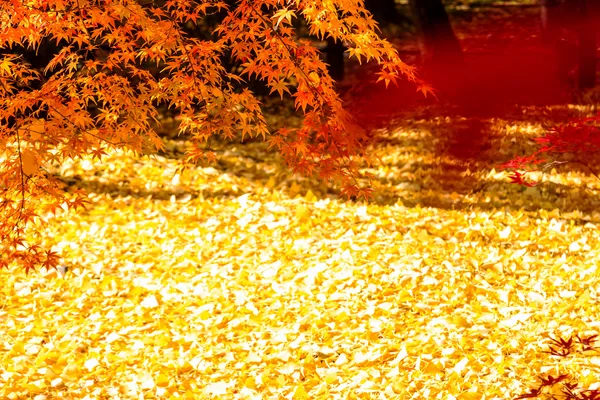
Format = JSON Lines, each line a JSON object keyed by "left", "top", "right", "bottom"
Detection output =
{"left": 1, "top": 113, "right": 600, "bottom": 399}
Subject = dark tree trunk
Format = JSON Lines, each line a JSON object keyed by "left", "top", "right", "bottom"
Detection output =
{"left": 576, "top": 0, "right": 597, "bottom": 88}
{"left": 540, "top": 0, "right": 560, "bottom": 44}
{"left": 324, "top": 0, "right": 409, "bottom": 82}
{"left": 541, "top": 0, "right": 597, "bottom": 88}
{"left": 325, "top": 38, "right": 346, "bottom": 81}
{"left": 408, "top": 0, "right": 463, "bottom": 69}
{"left": 407, "top": 0, "right": 464, "bottom": 100}
{"left": 365, "top": 0, "right": 406, "bottom": 25}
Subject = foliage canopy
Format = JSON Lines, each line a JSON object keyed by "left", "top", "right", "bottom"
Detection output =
{"left": 0, "top": 0, "right": 430, "bottom": 271}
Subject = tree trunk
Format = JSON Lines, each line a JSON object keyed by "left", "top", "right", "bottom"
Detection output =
{"left": 577, "top": 0, "right": 597, "bottom": 88}
{"left": 540, "top": 0, "right": 560, "bottom": 44}
{"left": 541, "top": 0, "right": 597, "bottom": 88}
{"left": 325, "top": 38, "right": 346, "bottom": 81}
{"left": 408, "top": 0, "right": 463, "bottom": 69}
{"left": 365, "top": 0, "right": 407, "bottom": 26}
{"left": 325, "top": 0, "right": 408, "bottom": 82}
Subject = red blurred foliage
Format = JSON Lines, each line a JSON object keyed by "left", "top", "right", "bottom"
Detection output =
{"left": 341, "top": 6, "right": 586, "bottom": 166}
{"left": 344, "top": 43, "right": 571, "bottom": 124}
{"left": 446, "top": 48, "right": 570, "bottom": 116}
{"left": 341, "top": 42, "right": 571, "bottom": 166}
{"left": 501, "top": 116, "right": 600, "bottom": 186}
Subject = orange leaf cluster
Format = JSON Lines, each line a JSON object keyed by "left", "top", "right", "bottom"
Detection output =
{"left": 0, "top": 0, "right": 422, "bottom": 271}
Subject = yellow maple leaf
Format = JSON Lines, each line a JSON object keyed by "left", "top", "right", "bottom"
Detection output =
{"left": 272, "top": 7, "right": 296, "bottom": 29}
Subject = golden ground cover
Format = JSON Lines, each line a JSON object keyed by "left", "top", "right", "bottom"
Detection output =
{"left": 1, "top": 111, "right": 600, "bottom": 399}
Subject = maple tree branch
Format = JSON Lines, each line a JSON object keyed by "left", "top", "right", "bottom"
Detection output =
{"left": 13, "top": 124, "right": 27, "bottom": 231}
{"left": 246, "top": 3, "right": 364, "bottom": 175}
{"left": 74, "top": 0, "right": 92, "bottom": 40}
{"left": 1, "top": 0, "right": 419, "bottom": 270}
{"left": 248, "top": 3, "right": 329, "bottom": 108}
{"left": 44, "top": 104, "right": 121, "bottom": 148}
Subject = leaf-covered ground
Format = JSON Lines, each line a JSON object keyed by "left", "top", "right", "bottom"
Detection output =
{"left": 2, "top": 104, "right": 600, "bottom": 400}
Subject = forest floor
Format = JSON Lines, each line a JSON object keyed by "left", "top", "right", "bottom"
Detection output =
{"left": 2, "top": 4, "right": 600, "bottom": 400}
{"left": 2, "top": 105, "right": 600, "bottom": 399}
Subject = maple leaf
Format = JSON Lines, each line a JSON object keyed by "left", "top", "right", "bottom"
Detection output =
{"left": 0, "top": 58, "right": 13, "bottom": 74}
{"left": 501, "top": 156, "right": 538, "bottom": 170}
{"left": 508, "top": 171, "right": 537, "bottom": 187}
{"left": 375, "top": 70, "right": 399, "bottom": 88}
{"left": 294, "top": 89, "right": 312, "bottom": 113}
{"left": 269, "top": 79, "right": 291, "bottom": 100}
{"left": 416, "top": 83, "right": 437, "bottom": 99}
{"left": 272, "top": 7, "right": 296, "bottom": 30}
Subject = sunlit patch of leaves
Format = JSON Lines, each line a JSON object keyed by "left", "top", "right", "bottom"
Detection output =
{"left": 0, "top": 117, "right": 599, "bottom": 399}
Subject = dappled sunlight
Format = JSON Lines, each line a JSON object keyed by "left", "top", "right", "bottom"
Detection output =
{"left": 2, "top": 0, "right": 600, "bottom": 398}
{"left": 3, "top": 104, "right": 600, "bottom": 397}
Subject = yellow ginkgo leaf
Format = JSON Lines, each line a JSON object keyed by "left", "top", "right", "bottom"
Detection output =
{"left": 155, "top": 374, "right": 170, "bottom": 387}
{"left": 423, "top": 361, "right": 444, "bottom": 375}
{"left": 293, "top": 384, "right": 309, "bottom": 400}
{"left": 458, "top": 391, "right": 481, "bottom": 400}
